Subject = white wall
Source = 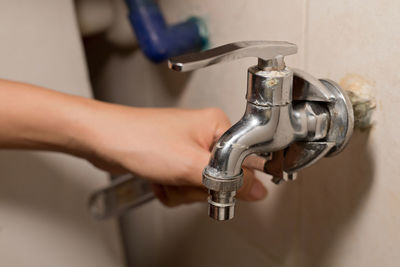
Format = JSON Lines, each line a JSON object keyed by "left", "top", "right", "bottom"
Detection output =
{"left": 89, "top": 0, "right": 400, "bottom": 266}
{"left": 0, "top": 1, "right": 124, "bottom": 266}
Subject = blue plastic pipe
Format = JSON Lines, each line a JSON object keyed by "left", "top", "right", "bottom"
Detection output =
{"left": 125, "top": 0, "right": 209, "bottom": 62}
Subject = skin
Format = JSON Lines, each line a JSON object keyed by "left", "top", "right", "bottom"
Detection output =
{"left": 0, "top": 79, "right": 267, "bottom": 206}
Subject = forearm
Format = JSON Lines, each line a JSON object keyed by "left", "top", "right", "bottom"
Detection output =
{"left": 0, "top": 79, "right": 267, "bottom": 203}
{"left": 0, "top": 79, "right": 96, "bottom": 156}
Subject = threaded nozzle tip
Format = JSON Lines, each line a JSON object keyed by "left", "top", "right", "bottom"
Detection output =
{"left": 207, "top": 190, "right": 236, "bottom": 221}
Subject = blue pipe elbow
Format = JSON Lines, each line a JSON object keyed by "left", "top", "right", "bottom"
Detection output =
{"left": 125, "top": 0, "right": 209, "bottom": 63}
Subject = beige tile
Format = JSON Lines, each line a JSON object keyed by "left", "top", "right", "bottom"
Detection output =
{"left": 301, "top": 0, "right": 400, "bottom": 266}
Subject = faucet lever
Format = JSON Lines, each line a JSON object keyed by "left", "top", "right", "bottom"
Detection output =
{"left": 168, "top": 40, "right": 297, "bottom": 72}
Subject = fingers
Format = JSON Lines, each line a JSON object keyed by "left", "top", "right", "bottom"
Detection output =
{"left": 177, "top": 108, "right": 230, "bottom": 187}
{"left": 152, "top": 184, "right": 208, "bottom": 207}
{"left": 153, "top": 168, "right": 267, "bottom": 208}
{"left": 236, "top": 168, "right": 268, "bottom": 201}
{"left": 153, "top": 108, "right": 267, "bottom": 207}
{"left": 207, "top": 108, "right": 231, "bottom": 141}
{"left": 196, "top": 108, "right": 231, "bottom": 150}
{"left": 181, "top": 149, "right": 210, "bottom": 187}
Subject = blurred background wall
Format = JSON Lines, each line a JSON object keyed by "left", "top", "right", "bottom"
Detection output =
{"left": 0, "top": 1, "right": 124, "bottom": 266}
{"left": 83, "top": 0, "right": 400, "bottom": 266}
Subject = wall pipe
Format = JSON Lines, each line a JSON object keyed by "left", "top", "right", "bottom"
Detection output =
{"left": 125, "top": 0, "right": 208, "bottom": 62}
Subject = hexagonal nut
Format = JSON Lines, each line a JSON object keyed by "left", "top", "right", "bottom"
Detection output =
{"left": 202, "top": 170, "right": 243, "bottom": 192}
{"left": 304, "top": 102, "right": 330, "bottom": 141}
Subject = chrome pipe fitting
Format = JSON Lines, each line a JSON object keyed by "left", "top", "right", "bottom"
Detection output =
{"left": 208, "top": 190, "right": 236, "bottom": 220}
{"left": 168, "top": 41, "right": 354, "bottom": 221}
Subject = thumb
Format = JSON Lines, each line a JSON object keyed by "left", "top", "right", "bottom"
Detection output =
{"left": 236, "top": 168, "right": 268, "bottom": 201}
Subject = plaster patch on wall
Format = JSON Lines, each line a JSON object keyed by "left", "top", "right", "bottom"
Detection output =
{"left": 340, "top": 74, "right": 376, "bottom": 130}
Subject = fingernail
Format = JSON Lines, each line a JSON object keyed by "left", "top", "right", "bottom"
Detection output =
{"left": 249, "top": 181, "right": 267, "bottom": 200}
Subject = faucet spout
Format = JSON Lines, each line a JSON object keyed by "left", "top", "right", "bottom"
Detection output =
{"left": 205, "top": 101, "right": 305, "bottom": 175}
{"left": 206, "top": 104, "right": 277, "bottom": 177}
{"left": 203, "top": 102, "right": 302, "bottom": 220}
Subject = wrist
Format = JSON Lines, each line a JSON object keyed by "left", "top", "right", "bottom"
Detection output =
{"left": 68, "top": 99, "right": 140, "bottom": 174}
{"left": 54, "top": 95, "right": 105, "bottom": 159}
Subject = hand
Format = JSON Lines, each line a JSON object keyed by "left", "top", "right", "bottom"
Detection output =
{"left": 0, "top": 79, "right": 267, "bottom": 207}
{"left": 83, "top": 105, "right": 268, "bottom": 206}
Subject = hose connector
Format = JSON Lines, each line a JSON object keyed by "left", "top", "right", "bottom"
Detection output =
{"left": 202, "top": 169, "right": 243, "bottom": 221}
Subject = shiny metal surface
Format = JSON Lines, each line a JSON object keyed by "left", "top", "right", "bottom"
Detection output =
{"left": 88, "top": 174, "right": 155, "bottom": 220}
{"left": 208, "top": 190, "right": 236, "bottom": 220}
{"left": 265, "top": 142, "right": 335, "bottom": 184}
{"left": 292, "top": 68, "right": 336, "bottom": 102}
{"left": 205, "top": 102, "right": 316, "bottom": 177}
{"left": 202, "top": 170, "right": 243, "bottom": 191}
{"left": 167, "top": 40, "right": 354, "bottom": 221}
{"left": 246, "top": 66, "right": 293, "bottom": 106}
{"left": 295, "top": 101, "right": 330, "bottom": 141}
{"left": 321, "top": 79, "right": 354, "bottom": 156}
{"left": 168, "top": 41, "right": 297, "bottom": 72}
{"left": 262, "top": 102, "right": 331, "bottom": 184}
{"left": 283, "top": 142, "right": 335, "bottom": 173}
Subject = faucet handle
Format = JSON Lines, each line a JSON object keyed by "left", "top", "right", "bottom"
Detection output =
{"left": 168, "top": 41, "right": 297, "bottom": 72}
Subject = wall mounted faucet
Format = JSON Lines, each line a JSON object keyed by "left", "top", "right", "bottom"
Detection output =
{"left": 168, "top": 41, "right": 354, "bottom": 221}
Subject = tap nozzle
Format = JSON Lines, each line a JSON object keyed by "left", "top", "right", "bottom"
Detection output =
{"left": 208, "top": 190, "right": 236, "bottom": 220}
{"left": 203, "top": 169, "right": 244, "bottom": 221}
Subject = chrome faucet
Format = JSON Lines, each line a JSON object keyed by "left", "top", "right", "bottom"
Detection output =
{"left": 168, "top": 41, "right": 354, "bottom": 221}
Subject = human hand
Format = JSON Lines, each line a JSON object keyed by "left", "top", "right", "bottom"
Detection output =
{"left": 82, "top": 105, "right": 268, "bottom": 206}
{"left": 0, "top": 80, "right": 267, "bottom": 207}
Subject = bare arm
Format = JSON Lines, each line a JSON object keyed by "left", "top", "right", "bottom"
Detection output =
{"left": 0, "top": 79, "right": 267, "bottom": 206}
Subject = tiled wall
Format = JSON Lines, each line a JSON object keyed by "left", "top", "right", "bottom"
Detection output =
{"left": 91, "top": 0, "right": 400, "bottom": 266}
